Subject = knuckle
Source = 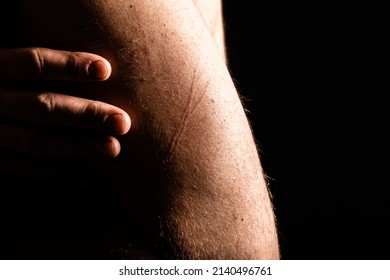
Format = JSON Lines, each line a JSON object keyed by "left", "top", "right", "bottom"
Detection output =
{"left": 84, "top": 101, "right": 104, "bottom": 122}
{"left": 30, "top": 93, "right": 55, "bottom": 122}
{"left": 25, "top": 48, "right": 45, "bottom": 78}
{"left": 66, "top": 52, "right": 84, "bottom": 78}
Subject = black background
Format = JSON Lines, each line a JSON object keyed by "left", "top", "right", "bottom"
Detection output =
{"left": 223, "top": 2, "right": 390, "bottom": 260}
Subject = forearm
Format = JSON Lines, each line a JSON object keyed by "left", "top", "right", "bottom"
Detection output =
{"left": 16, "top": 0, "right": 279, "bottom": 259}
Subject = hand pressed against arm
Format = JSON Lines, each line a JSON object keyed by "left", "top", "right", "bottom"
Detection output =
{"left": 0, "top": 47, "right": 133, "bottom": 185}
{"left": 0, "top": 0, "right": 218, "bottom": 161}
{"left": 14, "top": 0, "right": 279, "bottom": 259}
{"left": 0, "top": 47, "right": 130, "bottom": 158}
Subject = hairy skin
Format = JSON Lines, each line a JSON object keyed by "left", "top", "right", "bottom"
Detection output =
{"left": 5, "top": 0, "right": 279, "bottom": 259}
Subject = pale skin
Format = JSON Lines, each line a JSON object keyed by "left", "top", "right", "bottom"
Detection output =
{"left": 1, "top": 0, "right": 279, "bottom": 259}
{"left": 0, "top": 0, "right": 223, "bottom": 170}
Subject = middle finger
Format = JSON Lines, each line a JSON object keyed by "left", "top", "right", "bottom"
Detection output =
{"left": 0, "top": 87, "right": 131, "bottom": 135}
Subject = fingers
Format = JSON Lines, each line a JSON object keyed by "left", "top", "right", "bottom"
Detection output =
{"left": 0, "top": 47, "right": 130, "bottom": 159}
{"left": 0, "top": 87, "right": 131, "bottom": 135}
{"left": 0, "top": 47, "right": 112, "bottom": 81}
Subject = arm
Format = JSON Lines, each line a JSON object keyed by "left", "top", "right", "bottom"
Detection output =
{"left": 192, "top": 0, "right": 226, "bottom": 61}
{"left": 16, "top": 0, "right": 279, "bottom": 259}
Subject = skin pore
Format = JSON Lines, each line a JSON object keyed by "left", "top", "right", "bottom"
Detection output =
{"left": 3, "top": 0, "right": 279, "bottom": 259}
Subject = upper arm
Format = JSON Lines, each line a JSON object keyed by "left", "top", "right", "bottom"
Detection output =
{"left": 192, "top": 0, "right": 226, "bottom": 60}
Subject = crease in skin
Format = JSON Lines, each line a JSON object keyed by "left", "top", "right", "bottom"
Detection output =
{"left": 165, "top": 55, "right": 210, "bottom": 161}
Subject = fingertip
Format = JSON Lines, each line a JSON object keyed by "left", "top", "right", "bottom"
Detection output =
{"left": 96, "top": 136, "right": 121, "bottom": 158}
{"left": 104, "top": 113, "right": 131, "bottom": 135}
{"left": 123, "top": 113, "right": 131, "bottom": 134}
{"left": 88, "top": 59, "right": 112, "bottom": 80}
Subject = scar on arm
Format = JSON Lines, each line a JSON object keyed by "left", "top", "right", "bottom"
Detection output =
{"left": 165, "top": 56, "right": 210, "bottom": 161}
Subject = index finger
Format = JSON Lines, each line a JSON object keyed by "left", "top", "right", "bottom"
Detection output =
{"left": 0, "top": 47, "right": 112, "bottom": 82}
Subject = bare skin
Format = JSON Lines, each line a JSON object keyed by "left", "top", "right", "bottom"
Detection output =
{"left": 0, "top": 48, "right": 130, "bottom": 158}
{"left": 0, "top": 0, "right": 221, "bottom": 177}
{"left": 2, "top": 0, "right": 279, "bottom": 259}
{"left": 193, "top": 0, "right": 226, "bottom": 60}
{"left": 0, "top": 48, "right": 132, "bottom": 184}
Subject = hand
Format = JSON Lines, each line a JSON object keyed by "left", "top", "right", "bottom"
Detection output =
{"left": 0, "top": 47, "right": 131, "bottom": 158}
{"left": 0, "top": 47, "right": 132, "bottom": 184}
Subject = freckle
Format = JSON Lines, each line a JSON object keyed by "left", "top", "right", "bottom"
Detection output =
{"left": 241, "top": 218, "right": 244, "bottom": 222}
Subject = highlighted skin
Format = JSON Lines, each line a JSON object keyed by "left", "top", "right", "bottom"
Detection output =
{"left": 2, "top": 0, "right": 279, "bottom": 259}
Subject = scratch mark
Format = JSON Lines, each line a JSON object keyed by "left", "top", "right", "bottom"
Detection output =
{"left": 166, "top": 56, "right": 209, "bottom": 161}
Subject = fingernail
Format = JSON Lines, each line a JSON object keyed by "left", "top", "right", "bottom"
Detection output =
{"left": 96, "top": 138, "right": 118, "bottom": 158}
{"left": 88, "top": 60, "right": 110, "bottom": 80}
{"left": 104, "top": 113, "right": 126, "bottom": 134}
